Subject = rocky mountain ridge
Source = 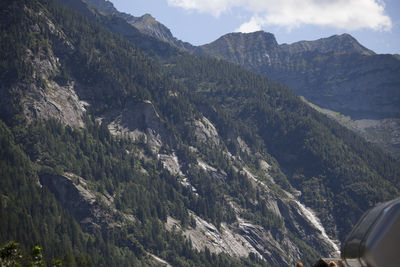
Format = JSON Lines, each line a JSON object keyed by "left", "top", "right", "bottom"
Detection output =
{"left": 198, "top": 31, "right": 400, "bottom": 157}
{"left": 81, "top": 0, "right": 400, "bottom": 158}
{"left": 1, "top": 0, "right": 400, "bottom": 266}
{"left": 198, "top": 31, "right": 400, "bottom": 119}
{"left": 82, "top": 0, "right": 195, "bottom": 51}
{"left": 279, "top": 33, "right": 375, "bottom": 55}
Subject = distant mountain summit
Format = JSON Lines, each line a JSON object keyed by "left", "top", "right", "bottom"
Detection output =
{"left": 83, "top": 0, "right": 120, "bottom": 15}
{"left": 199, "top": 31, "right": 374, "bottom": 60}
{"left": 199, "top": 31, "right": 400, "bottom": 157}
{"left": 199, "top": 32, "right": 377, "bottom": 75}
{"left": 199, "top": 31, "right": 280, "bottom": 67}
{"left": 280, "top": 33, "right": 375, "bottom": 56}
{"left": 199, "top": 31, "right": 399, "bottom": 120}
{"left": 83, "top": 0, "right": 194, "bottom": 50}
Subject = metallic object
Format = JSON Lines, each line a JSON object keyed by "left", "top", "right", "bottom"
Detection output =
{"left": 341, "top": 198, "right": 400, "bottom": 267}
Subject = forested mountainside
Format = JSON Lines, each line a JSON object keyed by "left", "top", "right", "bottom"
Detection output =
{"left": 83, "top": 0, "right": 400, "bottom": 159}
{"left": 1, "top": 0, "right": 400, "bottom": 266}
{"left": 199, "top": 31, "right": 400, "bottom": 120}
{"left": 198, "top": 32, "right": 400, "bottom": 158}
{"left": 85, "top": 0, "right": 400, "bottom": 122}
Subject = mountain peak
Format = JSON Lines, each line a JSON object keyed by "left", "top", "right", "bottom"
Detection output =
{"left": 201, "top": 31, "right": 279, "bottom": 55}
{"left": 281, "top": 33, "right": 375, "bottom": 55}
{"left": 139, "top": 13, "right": 156, "bottom": 23}
{"left": 83, "top": 0, "right": 120, "bottom": 15}
{"left": 198, "top": 31, "right": 279, "bottom": 70}
{"left": 325, "top": 33, "right": 374, "bottom": 54}
{"left": 216, "top": 31, "right": 279, "bottom": 47}
{"left": 83, "top": 0, "right": 194, "bottom": 51}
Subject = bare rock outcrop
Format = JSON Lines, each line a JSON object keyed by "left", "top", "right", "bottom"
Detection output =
{"left": 107, "top": 100, "right": 165, "bottom": 153}
{"left": 39, "top": 172, "right": 124, "bottom": 231}
{"left": 7, "top": 7, "right": 88, "bottom": 127}
{"left": 21, "top": 80, "right": 87, "bottom": 127}
{"left": 192, "top": 116, "right": 221, "bottom": 147}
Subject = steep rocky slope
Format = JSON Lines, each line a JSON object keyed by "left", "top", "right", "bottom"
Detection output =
{"left": 1, "top": 0, "right": 400, "bottom": 266}
{"left": 82, "top": 0, "right": 195, "bottom": 51}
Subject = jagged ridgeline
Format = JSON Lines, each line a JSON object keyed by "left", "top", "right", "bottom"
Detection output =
{"left": 0, "top": 0, "right": 399, "bottom": 266}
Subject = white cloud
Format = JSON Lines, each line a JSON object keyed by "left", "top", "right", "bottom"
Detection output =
{"left": 167, "top": 0, "right": 239, "bottom": 17}
{"left": 236, "top": 16, "right": 262, "bottom": 32}
{"left": 167, "top": 0, "right": 392, "bottom": 32}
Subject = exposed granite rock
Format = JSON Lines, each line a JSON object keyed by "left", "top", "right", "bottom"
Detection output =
{"left": 198, "top": 159, "right": 227, "bottom": 181}
{"left": 149, "top": 253, "right": 172, "bottom": 267}
{"left": 82, "top": 0, "right": 120, "bottom": 15}
{"left": 236, "top": 136, "right": 251, "bottom": 155}
{"left": 236, "top": 218, "right": 291, "bottom": 265}
{"left": 21, "top": 80, "right": 87, "bottom": 127}
{"left": 243, "top": 168, "right": 339, "bottom": 256}
{"left": 165, "top": 189, "right": 338, "bottom": 266}
{"left": 0, "top": 7, "right": 86, "bottom": 127}
{"left": 192, "top": 116, "right": 221, "bottom": 146}
{"left": 188, "top": 159, "right": 339, "bottom": 264}
{"left": 166, "top": 216, "right": 262, "bottom": 260}
{"left": 158, "top": 153, "right": 183, "bottom": 176}
{"left": 127, "top": 14, "right": 194, "bottom": 51}
{"left": 106, "top": 100, "right": 165, "bottom": 154}
{"left": 354, "top": 118, "right": 400, "bottom": 158}
{"left": 39, "top": 173, "right": 120, "bottom": 231}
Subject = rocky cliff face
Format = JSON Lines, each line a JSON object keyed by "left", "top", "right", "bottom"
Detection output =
{"left": 106, "top": 100, "right": 165, "bottom": 153}
{"left": 126, "top": 14, "right": 194, "bottom": 51}
{"left": 39, "top": 173, "right": 118, "bottom": 231}
{"left": 97, "top": 90, "right": 340, "bottom": 264}
{"left": 89, "top": 89, "right": 340, "bottom": 265}
{"left": 0, "top": 4, "right": 87, "bottom": 127}
{"left": 199, "top": 31, "right": 280, "bottom": 68}
{"left": 83, "top": 0, "right": 195, "bottom": 51}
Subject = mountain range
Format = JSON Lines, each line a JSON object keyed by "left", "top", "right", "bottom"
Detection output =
{"left": 85, "top": 0, "right": 400, "bottom": 159}
{"left": 1, "top": 0, "right": 399, "bottom": 266}
{"left": 198, "top": 31, "right": 400, "bottom": 158}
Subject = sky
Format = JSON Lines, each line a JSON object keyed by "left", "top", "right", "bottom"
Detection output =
{"left": 110, "top": 0, "right": 400, "bottom": 54}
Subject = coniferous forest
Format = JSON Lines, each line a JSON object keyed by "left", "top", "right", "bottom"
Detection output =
{"left": 1, "top": 0, "right": 399, "bottom": 266}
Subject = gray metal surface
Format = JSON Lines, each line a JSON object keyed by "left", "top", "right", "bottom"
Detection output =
{"left": 341, "top": 197, "right": 400, "bottom": 267}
